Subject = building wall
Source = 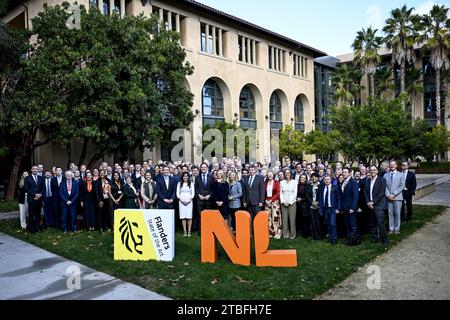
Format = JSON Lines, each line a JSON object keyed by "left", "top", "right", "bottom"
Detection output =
{"left": 3, "top": 0, "right": 319, "bottom": 166}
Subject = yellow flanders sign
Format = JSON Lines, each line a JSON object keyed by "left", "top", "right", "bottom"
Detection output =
{"left": 114, "top": 209, "right": 175, "bottom": 262}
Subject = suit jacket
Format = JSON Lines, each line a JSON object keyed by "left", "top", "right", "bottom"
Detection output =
{"left": 338, "top": 178, "right": 359, "bottom": 212}
{"left": 51, "top": 176, "right": 64, "bottom": 199}
{"left": 319, "top": 184, "right": 341, "bottom": 215}
{"left": 94, "top": 178, "right": 112, "bottom": 205}
{"left": 384, "top": 171, "right": 405, "bottom": 201}
{"left": 195, "top": 173, "right": 214, "bottom": 204}
{"left": 24, "top": 175, "right": 45, "bottom": 203}
{"left": 59, "top": 179, "right": 80, "bottom": 205}
{"left": 403, "top": 171, "right": 417, "bottom": 196}
{"left": 243, "top": 174, "right": 265, "bottom": 207}
{"left": 357, "top": 178, "right": 369, "bottom": 210}
{"left": 364, "top": 177, "right": 387, "bottom": 210}
{"left": 80, "top": 180, "right": 97, "bottom": 203}
{"left": 156, "top": 176, "right": 177, "bottom": 209}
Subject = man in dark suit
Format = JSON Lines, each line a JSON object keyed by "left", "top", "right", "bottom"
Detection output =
{"left": 401, "top": 162, "right": 417, "bottom": 222}
{"left": 51, "top": 167, "right": 64, "bottom": 228}
{"left": 243, "top": 165, "right": 265, "bottom": 220}
{"left": 319, "top": 176, "right": 341, "bottom": 244}
{"left": 43, "top": 171, "right": 55, "bottom": 228}
{"left": 365, "top": 166, "right": 389, "bottom": 245}
{"left": 156, "top": 166, "right": 177, "bottom": 210}
{"left": 24, "top": 166, "right": 45, "bottom": 234}
{"left": 194, "top": 163, "right": 214, "bottom": 235}
{"left": 338, "top": 168, "right": 360, "bottom": 245}
{"left": 60, "top": 171, "right": 80, "bottom": 233}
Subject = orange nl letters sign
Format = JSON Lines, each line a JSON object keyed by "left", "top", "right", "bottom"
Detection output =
{"left": 201, "top": 210, "right": 297, "bottom": 267}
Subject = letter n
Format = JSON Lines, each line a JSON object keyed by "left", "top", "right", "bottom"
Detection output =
{"left": 201, "top": 210, "right": 251, "bottom": 266}
{"left": 254, "top": 211, "right": 297, "bottom": 267}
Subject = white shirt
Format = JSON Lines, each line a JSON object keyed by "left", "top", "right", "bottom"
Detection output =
{"left": 280, "top": 179, "right": 298, "bottom": 205}
{"left": 266, "top": 181, "right": 273, "bottom": 198}
{"left": 403, "top": 171, "right": 408, "bottom": 190}
{"left": 370, "top": 176, "right": 377, "bottom": 202}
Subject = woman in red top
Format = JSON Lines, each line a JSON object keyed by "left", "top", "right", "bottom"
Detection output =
{"left": 265, "top": 171, "right": 282, "bottom": 239}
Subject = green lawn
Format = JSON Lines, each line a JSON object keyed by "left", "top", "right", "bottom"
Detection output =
{"left": 0, "top": 205, "right": 446, "bottom": 300}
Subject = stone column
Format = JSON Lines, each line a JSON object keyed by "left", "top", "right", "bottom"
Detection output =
{"left": 218, "top": 28, "right": 223, "bottom": 56}
{"left": 212, "top": 26, "right": 216, "bottom": 55}
{"left": 109, "top": 0, "right": 113, "bottom": 16}
{"left": 176, "top": 14, "right": 180, "bottom": 32}
{"left": 120, "top": 0, "right": 125, "bottom": 17}
{"left": 205, "top": 24, "right": 209, "bottom": 53}
{"left": 168, "top": 11, "right": 172, "bottom": 30}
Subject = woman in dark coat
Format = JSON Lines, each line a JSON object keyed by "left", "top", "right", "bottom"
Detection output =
{"left": 80, "top": 172, "right": 96, "bottom": 231}
{"left": 297, "top": 174, "right": 310, "bottom": 238}
{"left": 212, "top": 170, "right": 229, "bottom": 220}
{"left": 123, "top": 176, "right": 139, "bottom": 209}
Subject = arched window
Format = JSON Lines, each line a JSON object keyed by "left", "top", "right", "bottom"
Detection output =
{"left": 202, "top": 79, "right": 224, "bottom": 127}
{"left": 294, "top": 96, "right": 305, "bottom": 132}
{"left": 239, "top": 86, "right": 257, "bottom": 129}
{"left": 270, "top": 92, "right": 282, "bottom": 130}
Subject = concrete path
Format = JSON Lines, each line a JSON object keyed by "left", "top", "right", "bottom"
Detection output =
{"left": 319, "top": 180, "right": 450, "bottom": 300}
{"left": 0, "top": 232, "right": 169, "bottom": 300}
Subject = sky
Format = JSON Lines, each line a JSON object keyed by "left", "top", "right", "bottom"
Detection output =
{"left": 195, "top": 0, "right": 449, "bottom": 57}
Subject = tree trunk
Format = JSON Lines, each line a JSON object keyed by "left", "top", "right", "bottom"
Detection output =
{"left": 87, "top": 149, "right": 107, "bottom": 169}
{"left": 370, "top": 74, "right": 375, "bottom": 97}
{"left": 5, "top": 153, "right": 25, "bottom": 200}
{"left": 400, "top": 62, "right": 406, "bottom": 95}
{"left": 78, "top": 137, "right": 89, "bottom": 168}
{"left": 436, "top": 69, "right": 442, "bottom": 126}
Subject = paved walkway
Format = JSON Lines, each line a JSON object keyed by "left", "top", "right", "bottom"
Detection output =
{"left": 319, "top": 180, "right": 450, "bottom": 300}
{"left": 0, "top": 232, "right": 169, "bottom": 300}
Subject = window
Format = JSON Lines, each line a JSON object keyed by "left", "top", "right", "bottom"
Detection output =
{"left": 203, "top": 80, "right": 224, "bottom": 127}
{"left": 294, "top": 96, "right": 305, "bottom": 132}
{"left": 268, "top": 46, "right": 286, "bottom": 72}
{"left": 89, "top": 0, "right": 98, "bottom": 8}
{"left": 102, "top": 1, "right": 109, "bottom": 15}
{"left": 293, "top": 54, "right": 308, "bottom": 78}
{"left": 270, "top": 92, "right": 283, "bottom": 130}
{"left": 200, "top": 22, "right": 224, "bottom": 56}
{"left": 113, "top": 0, "right": 120, "bottom": 15}
{"left": 240, "top": 86, "right": 257, "bottom": 129}
{"left": 152, "top": 6, "right": 183, "bottom": 32}
{"left": 238, "top": 35, "right": 258, "bottom": 65}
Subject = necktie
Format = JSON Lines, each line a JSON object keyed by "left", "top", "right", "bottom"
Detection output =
{"left": 46, "top": 179, "right": 51, "bottom": 197}
{"left": 203, "top": 174, "right": 207, "bottom": 187}
{"left": 165, "top": 177, "right": 169, "bottom": 190}
{"left": 68, "top": 181, "right": 72, "bottom": 193}
{"left": 325, "top": 186, "right": 330, "bottom": 208}
{"left": 390, "top": 172, "right": 394, "bottom": 184}
{"left": 34, "top": 175, "right": 37, "bottom": 184}
{"left": 341, "top": 180, "right": 347, "bottom": 193}
{"left": 249, "top": 175, "right": 254, "bottom": 188}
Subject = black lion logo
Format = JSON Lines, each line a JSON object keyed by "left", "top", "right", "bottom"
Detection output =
{"left": 119, "top": 217, "right": 144, "bottom": 255}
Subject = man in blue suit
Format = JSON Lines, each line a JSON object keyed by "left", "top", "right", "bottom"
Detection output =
{"left": 24, "top": 166, "right": 45, "bottom": 234}
{"left": 339, "top": 168, "right": 360, "bottom": 245}
{"left": 319, "top": 176, "right": 341, "bottom": 244}
{"left": 156, "top": 166, "right": 177, "bottom": 210}
{"left": 59, "top": 171, "right": 80, "bottom": 234}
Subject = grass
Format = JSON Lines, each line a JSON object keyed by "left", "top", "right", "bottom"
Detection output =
{"left": 416, "top": 162, "right": 450, "bottom": 174}
{"left": 0, "top": 205, "right": 446, "bottom": 300}
{"left": 0, "top": 200, "right": 18, "bottom": 213}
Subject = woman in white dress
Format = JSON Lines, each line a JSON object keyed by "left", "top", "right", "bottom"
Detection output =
{"left": 176, "top": 172, "right": 195, "bottom": 237}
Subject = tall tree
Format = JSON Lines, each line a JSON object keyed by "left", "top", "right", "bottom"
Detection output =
{"left": 374, "top": 65, "right": 394, "bottom": 99}
{"left": 352, "top": 27, "right": 382, "bottom": 98}
{"left": 418, "top": 4, "right": 450, "bottom": 126}
{"left": 0, "top": 2, "right": 194, "bottom": 199}
{"left": 383, "top": 5, "right": 420, "bottom": 100}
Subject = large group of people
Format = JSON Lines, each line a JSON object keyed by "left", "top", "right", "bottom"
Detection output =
{"left": 17, "top": 156, "right": 417, "bottom": 245}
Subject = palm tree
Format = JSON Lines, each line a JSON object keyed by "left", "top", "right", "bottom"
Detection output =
{"left": 374, "top": 65, "right": 394, "bottom": 98}
{"left": 331, "top": 63, "right": 363, "bottom": 106}
{"left": 383, "top": 5, "right": 420, "bottom": 98}
{"left": 405, "top": 66, "right": 423, "bottom": 118}
{"left": 418, "top": 5, "right": 450, "bottom": 126}
{"left": 352, "top": 27, "right": 382, "bottom": 98}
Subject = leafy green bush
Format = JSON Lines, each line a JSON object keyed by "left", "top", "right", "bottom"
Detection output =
{"left": 0, "top": 200, "right": 19, "bottom": 213}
